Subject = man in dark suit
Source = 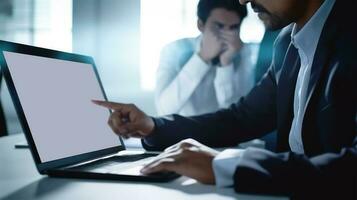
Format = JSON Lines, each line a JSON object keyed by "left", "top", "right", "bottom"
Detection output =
{"left": 93, "top": 0, "right": 356, "bottom": 198}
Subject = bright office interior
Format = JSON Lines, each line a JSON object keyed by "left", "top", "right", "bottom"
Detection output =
{"left": 0, "top": 0, "right": 264, "bottom": 136}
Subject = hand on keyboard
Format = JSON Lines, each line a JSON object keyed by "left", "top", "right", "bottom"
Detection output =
{"left": 140, "top": 139, "right": 219, "bottom": 184}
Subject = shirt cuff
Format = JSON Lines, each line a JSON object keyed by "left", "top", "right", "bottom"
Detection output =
{"left": 142, "top": 117, "right": 166, "bottom": 148}
{"left": 213, "top": 149, "right": 245, "bottom": 187}
{"left": 214, "top": 63, "right": 235, "bottom": 85}
{"left": 181, "top": 53, "right": 211, "bottom": 79}
{"left": 214, "top": 64, "right": 235, "bottom": 107}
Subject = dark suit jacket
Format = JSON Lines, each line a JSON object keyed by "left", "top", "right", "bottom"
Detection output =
{"left": 143, "top": 0, "right": 356, "bottom": 198}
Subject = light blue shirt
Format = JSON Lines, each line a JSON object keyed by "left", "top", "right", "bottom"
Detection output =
{"left": 155, "top": 36, "right": 257, "bottom": 116}
{"left": 288, "top": 0, "right": 335, "bottom": 154}
{"left": 213, "top": 0, "right": 336, "bottom": 187}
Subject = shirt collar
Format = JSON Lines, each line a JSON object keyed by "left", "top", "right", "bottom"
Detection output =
{"left": 291, "top": 0, "right": 336, "bottom": 64}
{"left": 195, "top": 35, "right": 202, "bottom": 53}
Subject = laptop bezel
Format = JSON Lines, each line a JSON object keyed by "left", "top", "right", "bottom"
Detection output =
{"left": 0, "top": 40, "right": 126, "bottom": 173}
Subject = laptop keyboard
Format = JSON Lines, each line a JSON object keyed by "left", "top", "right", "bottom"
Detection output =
{"left": 71, "top": 153, "right": 157, "bottom": 174}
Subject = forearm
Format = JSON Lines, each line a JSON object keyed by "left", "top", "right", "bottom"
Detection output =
{"left": 214, "top": 64, "right": 236, "bottom": 108}
{"left": 146, "top": 68, "right": 279, "bottom": 150}
{"left": 143, "top": 101, "right": 274, "bottom": 150}
{"left": 156, "top": 53, "right": 210, "bottom": 115}
{"left": 143, "top": 110, "right": 244, "bottom": 150}
{"left": 233, "top": 145, "right": 357, "bottom": 198}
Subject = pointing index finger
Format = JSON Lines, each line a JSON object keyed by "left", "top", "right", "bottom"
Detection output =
{"left": 91, "top": 100, "right": 125, "bottom": 110}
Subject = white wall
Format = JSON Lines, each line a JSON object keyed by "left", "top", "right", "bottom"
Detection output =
{"left": 73, "top": 0, "right": 157, "bottom": 117}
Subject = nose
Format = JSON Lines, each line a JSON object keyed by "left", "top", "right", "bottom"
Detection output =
{"left": 239, "top": 0, "right": 251, "bottom": 5}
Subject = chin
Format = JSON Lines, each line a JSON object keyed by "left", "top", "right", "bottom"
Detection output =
{"left": 265, "top": 25, "right": 281, "bottom": 31}
{"left": 260, "top": 15, "right": 291, "bottom": 31}
{"left": 264, "top": 21, "right": 289, "bottom": 31}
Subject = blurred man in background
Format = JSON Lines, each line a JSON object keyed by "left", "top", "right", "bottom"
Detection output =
{"left": 155, "top": 0, "right": 256, "bottom": 116}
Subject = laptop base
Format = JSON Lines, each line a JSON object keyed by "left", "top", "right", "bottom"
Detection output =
{"left": 47, "top": 169, "right": 180, "bottom": 182}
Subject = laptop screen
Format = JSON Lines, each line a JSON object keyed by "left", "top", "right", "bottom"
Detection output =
{"left": 3, "top": 51, "right": 120, "bottom": 163}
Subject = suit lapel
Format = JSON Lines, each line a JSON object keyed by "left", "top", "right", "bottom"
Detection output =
{"left": 278, "top": 43, "right": 300, "bottom": 117}
{"left": 301, "top": 1, "right": 341, "bottom": 155}
{"left": 303, "top": 1, "right": 339, "bottom": 114}
{"left": 276, "top": 43, "right": 301, "bottom": 151}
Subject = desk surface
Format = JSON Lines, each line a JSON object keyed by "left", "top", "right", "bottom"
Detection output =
{"left": 0, "top": 134, "right": 288, "bottom": 200}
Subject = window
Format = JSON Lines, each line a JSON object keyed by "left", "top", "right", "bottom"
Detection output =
{"left": 140, "top": 0, "right": 200, "bottom": 91}
{"left": 33, "top": 0, "right": 72, "bottom": 52}
{"left": 0, "top": 0, "right": 72, "bottom": 134}
{"left": 0, "top": 0, "right": 33, "bottom": 45}
{"left": 0, "top": 0, "right": 72, "bottom": 51}
{"left": 140, "top": 1, "right": 265, "bottom": 91}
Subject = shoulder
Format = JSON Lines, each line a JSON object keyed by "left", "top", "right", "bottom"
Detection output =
{"left": 273, "top": 24, "right": 293, "bottom": 53}
{"left": 158, "top": 37, "right": 200, "bottom": 70}
{"left": 240, "top": 43, "right": 260, "bottom": 58}
{"left": 325, "top": 0, "right": 356, "bottom": 70}
{"left": 161, "top": 37, "right": 198, "bottom": 55}
{"left": 240, "top": 43, "right": 255, "bottom": 55}
{"left": 235, "top": 43, "right": 259, "bottom": 67}
{"left": 270, "top": 25, "right": 294, "bottom": 73}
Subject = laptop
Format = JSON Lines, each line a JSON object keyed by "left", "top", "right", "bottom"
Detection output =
{"left": 0, "top": 40, "right": 179, "bottom": 182}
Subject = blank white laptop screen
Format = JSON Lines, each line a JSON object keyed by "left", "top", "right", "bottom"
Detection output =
{"left": 3, "top": 51, "right": 120, "bottom": 162}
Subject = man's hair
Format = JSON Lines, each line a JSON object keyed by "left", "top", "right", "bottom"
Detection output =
{"left": 197, "top": 0, "right": 248, "bottom": 24}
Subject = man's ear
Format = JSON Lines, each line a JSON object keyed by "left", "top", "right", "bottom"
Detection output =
{"left": 197, "top": 19, "right": 204, "bottom": 33}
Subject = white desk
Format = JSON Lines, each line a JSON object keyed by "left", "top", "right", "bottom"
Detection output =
{"left": 0, "top": 134, "right": 288, "bottom": 200}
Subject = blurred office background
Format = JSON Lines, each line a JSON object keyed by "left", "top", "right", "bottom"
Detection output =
{"left": 0, "top": 0, "right": 267, "bottom": 142}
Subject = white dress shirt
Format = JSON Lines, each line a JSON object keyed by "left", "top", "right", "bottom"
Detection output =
{"left": 288, "top": 0, "right": 336, "bottom": 154}
{"left": 155, "top": 36, "right": 257, "bottom": 116}
{"left": 213, "top": 0, "right": 336, "bottom": 187}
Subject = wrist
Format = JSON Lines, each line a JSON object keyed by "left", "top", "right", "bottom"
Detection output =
{"left": 144, "top": 117, "right": 155, "bottom": 136}
{"left": 213, "top": 149, "right": 245, "bottom": 187}
{"left": 220, "top": 58, "right": 233, "bottom": 66}
{"left": 198, "top": 51, "right": 212, "bottom": 63}
{"left": 219, "top": 52, "right": 235, "bottom": 66}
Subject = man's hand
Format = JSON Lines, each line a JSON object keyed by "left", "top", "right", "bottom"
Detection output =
{"left": 219, "top": 30, "right": 243, "bottom": 66}
{"left": 199, "top": 29, "right": 224, "bottom": 63}
{"left": 92, "top": 100, "right": 155, "bottom": 139}
{"left": 141, "top": 139, "right": 219, "bottom": 184}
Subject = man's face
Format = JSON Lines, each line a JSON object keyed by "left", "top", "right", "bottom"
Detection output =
{"left": 239, "top": 0, "right": 306, "bottom": 30}
{"left": 199, "top": 8, "right": 242, "bottom": 35}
